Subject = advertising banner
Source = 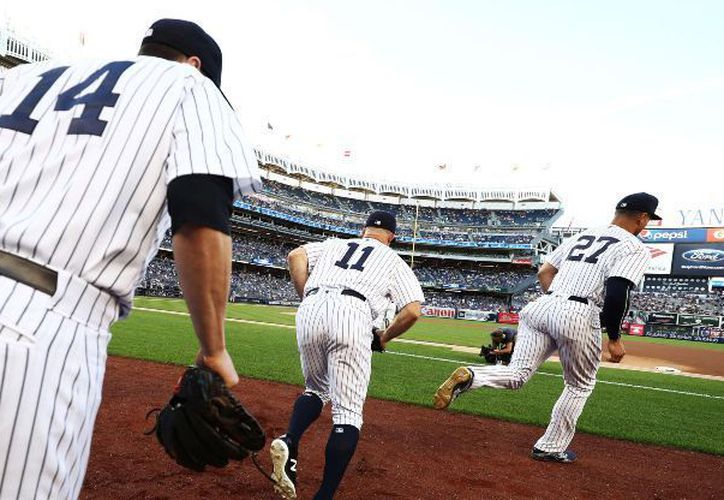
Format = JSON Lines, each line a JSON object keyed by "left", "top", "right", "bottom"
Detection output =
{"left": 692, "top": 326, "right": 724, "bottom": 343}
{"left": 512, "top": 257, "right": 533, "bottom": 265}
{"left": 676, "top": 314, "right": 721, "bottom": 327}
{"left": 644, "top": 324, "right": 724, "bottom": 343}
{"left": 457, "top": 309, "right": 497, "bottom": 322}
{"left": 497, "top": 312, "right": 520, "bottom": 324}
{"left": 646, "top": 312, "right": 677, "bottom": 324}
{"left": 628, "top": 324, "right": 645, "bottom": 336}
{"left": 421, "top": 306, "right": 456, "bottom": 318}
{"left": 672, "top": 243, "right": 724, "bottom": 276}
{"left": 638, "top": 228, "right": 707, "bottom": 243}
{"left": 707, "top": 228, "right": 724, "bottom": 242}
{"left": 644, "top": 244, "right": 674, "bottom": 275}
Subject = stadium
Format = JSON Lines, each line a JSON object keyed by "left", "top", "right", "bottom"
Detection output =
{"left": 1, "top": 14, "right": 723, "bottom": 500}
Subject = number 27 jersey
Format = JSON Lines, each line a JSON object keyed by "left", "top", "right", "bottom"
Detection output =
{"left": 546, "top": 224, "right": 650, "bottom": 307}
{"left": 303, "top": 237, "right": 424, "bottom": 319}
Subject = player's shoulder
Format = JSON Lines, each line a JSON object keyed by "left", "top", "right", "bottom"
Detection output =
{"left": 600, "top": 225, "right": 647, "bottom": 255}
{"left": 4, "top": 56, "right": 204, "bottom": 87}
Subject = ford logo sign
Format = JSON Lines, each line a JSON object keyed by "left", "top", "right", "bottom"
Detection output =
{"left": 682, "top": 249, "right": 724, "bottom": 263}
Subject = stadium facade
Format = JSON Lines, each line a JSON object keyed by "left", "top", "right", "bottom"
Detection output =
{"left": 1, "top": 32, "right": 720, "bottom": 341}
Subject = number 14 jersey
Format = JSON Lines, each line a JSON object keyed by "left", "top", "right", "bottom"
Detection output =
{"left": 546, "top": 225, "right": 650, "bottom": 307}
{"left": 0, "top": 57, "right": 261, "bottom": 317}
{"left": 303, "top": 237, "right": 424, "bottom": 320}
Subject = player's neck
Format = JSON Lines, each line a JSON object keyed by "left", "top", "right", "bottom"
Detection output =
{"left": 610, "top": 218, "right": 638, "bottom": 235}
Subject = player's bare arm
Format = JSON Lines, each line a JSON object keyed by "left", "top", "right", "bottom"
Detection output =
{"left": 379, "top": 301, "right": 422, "bottom": 347}
{"left": 287, "top": 246, "right": 309, "bottom": 299}
{"left": 537, "top": 262, "right": 558, "bottom": 292}
{"left": 173, "top": 224, "right": 239, "bottom": 386}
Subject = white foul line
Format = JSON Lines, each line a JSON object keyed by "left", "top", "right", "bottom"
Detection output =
{"left": 385, "top": 351, "right": 724, "bottom": 400}
{"left": 132, "top": 306, "right": 724, "bottom": 401}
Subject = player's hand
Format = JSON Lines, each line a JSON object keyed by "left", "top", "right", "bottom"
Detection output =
{"left": 606, "top": 339, "right": 626, "bottom": 363}
{"left": 377, "top": 329, "right": 390, "bottom": 350}
{"left": 195, "top": 348, "right": 239, "bottom": 387}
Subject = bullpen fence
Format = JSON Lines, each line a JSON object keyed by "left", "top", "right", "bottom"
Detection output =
{"left": 624, "top": 310, "right": 724, "bottom": 343}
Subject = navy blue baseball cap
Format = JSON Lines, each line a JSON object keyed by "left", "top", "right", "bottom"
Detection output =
{"left": 616, "top": 192, "right": 662, "bottom": 220}
{"left": 365, "top": 211, "right": 397, "bottom": 234}
{"left": 142, "top": 19, "right": 223, "bottom": 88}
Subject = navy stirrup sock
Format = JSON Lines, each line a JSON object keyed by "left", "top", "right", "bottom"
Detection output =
{"left": 314, "top": 424, "right": 360, "bottom": 500}
{"left": 285, "top": 392, "right": 323, "bottom": 448}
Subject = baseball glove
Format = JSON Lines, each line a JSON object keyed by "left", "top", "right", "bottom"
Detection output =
{"left": 371, "top": 328, "right": 385, "bottom": 352}
{"left": 147, "top": 366, "right": 266, "bottom": 471}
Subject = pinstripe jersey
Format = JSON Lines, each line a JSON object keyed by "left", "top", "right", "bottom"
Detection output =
{"left": 303, "top": 237, "right": 424, "bottom": 319}
{"left": 0, "top": 56, "right": 261, "bottom": 317}
{"left": 546, "top": 225, "right": 650, "bottom": 306}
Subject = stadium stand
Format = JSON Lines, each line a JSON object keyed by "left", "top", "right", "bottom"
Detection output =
{"left": 0, "top": 20, "right": 49, "bottom": 70}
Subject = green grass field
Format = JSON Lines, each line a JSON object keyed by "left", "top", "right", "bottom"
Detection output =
{"left": 113, "top": 297, "right": 724, "bottom": 455}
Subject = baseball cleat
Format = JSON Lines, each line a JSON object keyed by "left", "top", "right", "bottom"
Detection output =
{"left": 433, "top": 366, "right": 473, "bottom": 410}
{"left": 530, "top": 447, "right": 577, "bottom": 463}
{"left": 270, "top": 435, "right": 298, "bottom": 499}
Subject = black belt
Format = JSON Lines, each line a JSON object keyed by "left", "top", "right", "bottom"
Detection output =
{"left": 305, "top": 287, "right": 366, "bottom": 302}
{"left": 545, "top": 291, "right": 588, "bottom": 305}
{"left": 0, "top": 250, "right": 58, "bottom": 295}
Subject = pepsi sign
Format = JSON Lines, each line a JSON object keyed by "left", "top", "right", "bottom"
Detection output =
{"left": 638, "top": 228, "right": 707, "bottom": 243}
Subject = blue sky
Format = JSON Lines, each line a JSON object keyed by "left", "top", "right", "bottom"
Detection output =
{"left": 3, "top": 0, "right": 722, "bottom": 226}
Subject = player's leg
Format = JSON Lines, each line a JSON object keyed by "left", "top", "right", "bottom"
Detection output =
{"left": 0, "top": 314, "right": 110, "bottom": 499}
{"left": 434, "top": 302, "right": 555, "bottom": 409}
{"left": 288, "top": 299, "right": 331, "bottom": 444}
{"left": 315, "top": 301, "right": 372, "bottom": 500}
{"left": 533, "top": 304, "right": 601, "bottom": 456}
{"left": 272, "top": 299, "right": 329, "bottom": 499}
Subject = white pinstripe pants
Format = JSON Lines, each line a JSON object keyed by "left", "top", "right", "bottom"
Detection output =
{"left": 0, "top": 272, "right": 117, "bottom": 499}
{"left": 296, "top": 289, "right": 373, "bottom": 430}
{"left": 468, "top": 294, "right": 601, "bottom": 453}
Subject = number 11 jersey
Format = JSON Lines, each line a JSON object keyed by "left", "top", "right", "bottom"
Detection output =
{"left": 303, "top": 237, "right": 424, "bottom": 320}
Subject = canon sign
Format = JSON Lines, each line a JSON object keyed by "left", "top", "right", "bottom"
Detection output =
{"left": 682, "top": 249, "right": 724, "bottom": 263}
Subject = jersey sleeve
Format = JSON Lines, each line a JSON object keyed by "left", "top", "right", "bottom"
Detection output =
{"left": 389, "top": 259, "right": 425, "bottom": 309}
{"left": 608, "top": 245, "right": 650, "bottom": 285}
{"left": 303, "top": 241, "right": 325, "bottom": 272}
{"left": 166, "top": 78, "right": 262, "bottom": 199}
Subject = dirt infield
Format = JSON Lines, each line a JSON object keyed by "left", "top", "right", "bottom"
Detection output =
{"left": 612, "top": 339, "right": 724, "bottom": 377}
{"left": 81, "top": 357, "right": 724, "bottom": 499}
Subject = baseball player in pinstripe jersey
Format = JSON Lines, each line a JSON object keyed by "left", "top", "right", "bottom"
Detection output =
{"left": 434, "top": 193, "right": 659, "bottom": 463}
{"left": 0, "top": 19, "right": 261, "bottom": 498}
{"left": 270, "top": 211, "right": 424, "bottom": 499}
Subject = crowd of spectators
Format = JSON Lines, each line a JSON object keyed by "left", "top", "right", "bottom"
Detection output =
{"left": 229, "top": 270, "right": 297, "bottom": 302}
{"left": 137, "top": 256, "right": 724, "bottom": 316}
{"left": 136, "top": 256, "right": 533, "bottom": 309}
{"left": 236, "top": 196, "right": 537, "bottom": 246}
{"left": 137, "top": 257, "right": 180, "bottom": 296}
{"left": 244, "top": 179, "right": 556, "bottom": 229}
{"left": 231, "top": 233, "right": 295, "bottom": 267}
{"left": 414, "top": 264, "right": 535, "bottom": 291}
{"left": 421, "top": 291, "right": 509, "bottom": 310}
{"left": 630, "top": 290, "right": 724, "bottom": 316}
